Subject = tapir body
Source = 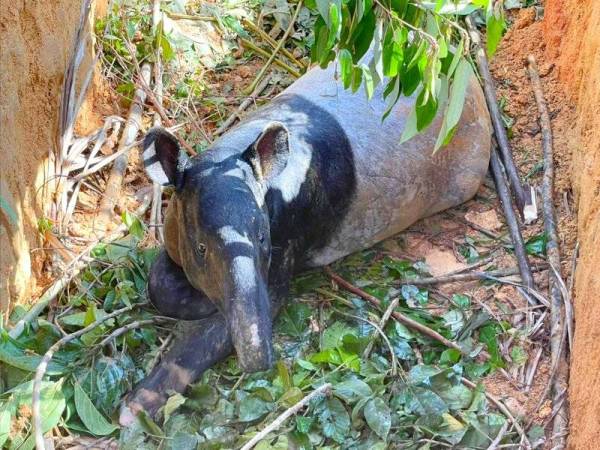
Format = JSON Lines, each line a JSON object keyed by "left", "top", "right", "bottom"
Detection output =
{"left": 121, "top": 61, "right": 491, "bottom": 422}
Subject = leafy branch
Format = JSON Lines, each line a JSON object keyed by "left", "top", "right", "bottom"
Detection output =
{"left": 306, "top": 0, "right": 506, "bottom": 150}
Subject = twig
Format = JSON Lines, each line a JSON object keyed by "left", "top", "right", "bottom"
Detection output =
{"left": 244, "top": 0, "right": 303, "bottom": 95}
{"left": 240, "top": 383, "right": 332, "bottom": 450}
{"left": 396, "top": 265, "right": 546, "bottom": 286}
{"left": 213, "top": 75, "right": 274, "bottom": 136}
{"left": 239, "top": 38, "right": 301, "bottom": 79}
{"left": 98, "top": 62, "right": 152, "bottom": 225}
{"left": 465, "top": 16, "right": 529, "bottom": 215}
{"left": 525, "top": 346, "right": 543, "bottom": 392}
{"left": 489, "top": 147, "right": 537, "bottom": 292}
{"left": 166, "top": 12, "right": 217, "bottom": 22}
{"left": 324, "top": 267, "right": 463, "bottom": 352}
{"left": 363, "top": 298, "right": 400, "bottom": 360}
{"left": 147, "top": 333, "right": 173, "bottom": 371}
{"left": 526, "top": 54, "right": 569, "bottom": 449}
{"left": 241, "top": 18, "right": 307, "bottom": 69}
{"left": 461, "top": 377, "right": 531, "bottom": 450}
{"left": 487, "top": 420, "right": 510, "bottom": 450}
{"left": 97, "top": 318, "right": 165, "bottom": 347}
{"left": 33, "top": 303, "right": 142, "bottom": 449}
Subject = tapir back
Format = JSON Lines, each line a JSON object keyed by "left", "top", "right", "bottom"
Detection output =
{"left": 278, "top": 64, "right": 492, "bottom": 265}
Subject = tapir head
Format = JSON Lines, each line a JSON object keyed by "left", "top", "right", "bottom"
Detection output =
{"left": 143, "top": 123, "right": 290, "bottom": 372}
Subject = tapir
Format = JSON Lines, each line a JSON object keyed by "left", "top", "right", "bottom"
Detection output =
{"left": 120, "top": 59, "right": 491, "bottom": 423}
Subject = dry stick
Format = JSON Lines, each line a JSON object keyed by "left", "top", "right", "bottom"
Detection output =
{"left": 324, "top": 267, "right": 462, "bottom": 352}
{"left": 527, "top": 54, "right": 569, "bottom": 449}
{"left": 241, "top": 18, "right": 307, "bottom": 69}
{"left": 244, "top": 0, "right": 303, "bottom": 95}
{"left": 240, "top": 383, "right": 332, "bottom": 450}
{"left": 239, "top": 38, "right": 301, "bottom": 79}
{"left": 213, "top": 75, "right": 273, "bottom": 136}
{"left": 461, "top": 377, "right": 531, "bottom": 450}
{"left": 490, "top": 147, "right": 537, "bottom": 292}
{"left": 33, "top": 303, "right": 141, "bottom": 450}
{"left": 486, "top": 420, "right": 510, "bottom": 450}
{"left": 98, "top": 63, "right": 152, "bottom": 225}
{"left": 395, "top": 265, "right": 546, "bottom": 286}
{"left": 525, "top": 346, "right": 543, "bottom": 392}
{"left": 465, "top": 17, "right": 528, "bottom": 215}
{"left": 97, "top": 318, "right": 164, "bottom": 347}
{"left": 363, "top": 297, "right": 400, "bottom": 360}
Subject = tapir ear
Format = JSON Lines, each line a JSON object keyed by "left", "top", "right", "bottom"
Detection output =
{"left": 143, "top": 127, "right": 190, "bottom": 188}
{"left": 243, "top": 122, "right": 290, "bottom": 183}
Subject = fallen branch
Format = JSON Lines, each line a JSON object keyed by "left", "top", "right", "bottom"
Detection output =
{"left": 465, "top": 16, "right": 531, "bottom": 218}
{"left": 461, "top": 377, "right": 531, "bottom": 450}
{"left": 97, "top": 318, "right": 166, "bottom": 347}
{"left": 324, "top": 267, "right": 462, "bottom": 352}
{"left": 98, "top": 62, "right": 152, "bottom": 225}
{"left": 486, "top": 420, "right": 509, "bottom": 450}
{"left": 213, "top": 75, "right": 273, "bottom": 136}
{"left": 396, "top": 265, "right": 546, "bottom": 286}
{"left": 489, "top": 148, "right": 537, "bottom": 292}
{"left": 241, "top": 18, "right": 307, "bottom": 70}
{"left": 239, "top": 38, "right": 301, "bottom": 79}
{"left": 363, "top": 298, "right": 400, "bottom": 361}
{"left": 33, "top": 303, "right": 142, "bottom": 449}
{"left": 526, "top": 54, "right": 569, "bottom": 449}
{"left": 244, "top": 0, "right": 304, "bottom": 95}
{"left": 240, "top": 383, "right": 332, "bottom": 450}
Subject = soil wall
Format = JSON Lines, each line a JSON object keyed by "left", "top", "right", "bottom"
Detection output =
{"left": 0, "top": 1, "right": 82, "bottom": 313}
{"left": 543, "top": 1, "right": 600, "bottom": 448}
{"left": 0, "top": 1, "right": 107, "bottom": 315}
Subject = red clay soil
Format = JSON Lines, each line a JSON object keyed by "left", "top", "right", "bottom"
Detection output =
{"left": 491, "top": 2, "right": 600, "bottom": 448}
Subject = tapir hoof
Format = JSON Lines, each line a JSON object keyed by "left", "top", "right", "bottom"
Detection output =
{"left": 120, "top": 316, "right": 233, "bottom": 422}
{"left": 148, "top": 250, "right": 217, "bottom": 320}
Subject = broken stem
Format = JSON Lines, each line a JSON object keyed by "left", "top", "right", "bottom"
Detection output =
{"left": 466, "top": 16, "right": 529, "bottom": 215}
{"left": 240, "top": 383, "right": 332, "bottom": 450}
{"left": 526, "top": 54, "right": 569, "bottom": 449}
{"left": 324, "top": 267, "right": 463, "bottom": 352}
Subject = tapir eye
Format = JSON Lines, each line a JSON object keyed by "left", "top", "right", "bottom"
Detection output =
{"left": 258, "top": 232, "right": 265, "bottom": 244}
{"left": 197, "top": 243, "right": 207, "bottom": 257}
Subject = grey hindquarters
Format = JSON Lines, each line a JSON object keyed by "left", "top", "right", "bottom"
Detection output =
{"left": 284, "top": 64, "right": 492, "bottom": 266}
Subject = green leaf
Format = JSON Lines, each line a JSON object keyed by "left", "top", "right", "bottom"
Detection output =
{"left": 280, "top": 387, "right": 304, "bottom": 407}
{"left": 74, "top": 382, "right": 119, "bottom": 436}
{"left": 400, "top": 104, "right": 419, "bottom": 143}
{"left": 479, "top": 324, "right": 504, "bottom": 368}
{"left": 435, "top": 58, "right": 474, "bottom": 151}
{"left": 316, "top": 398, "right": 351, "bottom": 443}
{"left": 163, "top": 393, "right": 186, "bottom": 425}
{"left": 238, "top": 395, "right": 272, "bottom": 422}
{"left": 338, "top": 49, "right": 353, "bottom": 89}
{"left": 408, "top": 387, "right": 449, "bottom": 415}
{"left": 361, "top": 65, "right": 374, "bottom": 99}
{"left": 0, "top": 407, "right": 11, "bottom": 447}
{"left": 486, "top": 9, "right": 505, "bottom": 57}
{"left": 525, "top": 233, "right": 547, "bottom": 256}
{"left": 0, "top": 339, "right": 65, "bottom": 374}
{"left": 322, "top": 322, "right": 356, "bottom": 350}
{"left": 364, "top": 397, "right": 391, "bottom": 440}
{"left": 333, "top": 378, "right": 373, "bottom": 403}
{"left": 453, "top": 293, "right": 471, "bottom": 309}
{"left": 296, "top": 415, "right": 314, "bottom": 433}
{"left": 511, "top": 346, "right": 528, "bottom": 366}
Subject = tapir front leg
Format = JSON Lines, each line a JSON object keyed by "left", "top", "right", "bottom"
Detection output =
{"left": 120, "top": 314, "right": 233, "bottom": 424}
{"left": 148, "top": 250, "right": 217, "bottom": 320}
{"left": 120, "top": 254, "right": 291, "bottom": 424}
